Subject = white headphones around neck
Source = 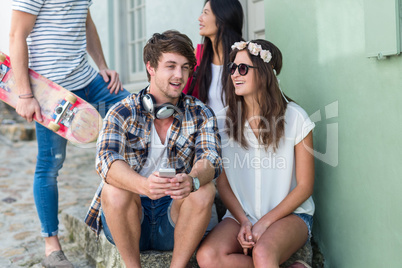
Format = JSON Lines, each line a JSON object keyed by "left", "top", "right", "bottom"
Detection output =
{"left": 141, "top": 91, "right": 177, "bottom": 119}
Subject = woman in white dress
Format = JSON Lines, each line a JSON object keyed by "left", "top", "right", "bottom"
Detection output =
{"left": 197, "top": 39, "right": 315, "bottom": 268}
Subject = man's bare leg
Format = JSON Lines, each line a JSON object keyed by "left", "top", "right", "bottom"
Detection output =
{"left": 169, "top": 182, "right": 216, "bottom": 268}
{"left": 101, "top": 183, "right": 143, "bottom": 268}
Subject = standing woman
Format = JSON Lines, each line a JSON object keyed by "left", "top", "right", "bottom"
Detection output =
{"left": 197, "top": 40, "right": 315, "bottom": 268}
{"left": 184, "top": 0, "right": 244, "bottom": 114}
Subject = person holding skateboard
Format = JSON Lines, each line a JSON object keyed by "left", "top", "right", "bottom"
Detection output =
{"left": 85, "top": 30, "right": 222, "bottom": 268}
{"left": 9, "top": 0, "right": 130, "bottom": 267}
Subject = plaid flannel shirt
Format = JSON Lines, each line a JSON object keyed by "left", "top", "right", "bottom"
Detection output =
{"left": 85, "top": 88, "right": 222, "bottom": 234}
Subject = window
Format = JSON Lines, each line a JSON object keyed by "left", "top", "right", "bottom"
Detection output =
{"left": 111, "top": 0, "right": 147, "bottom": 91}
{"left": 127, "top": 0, "right": 146, "bottom": 82}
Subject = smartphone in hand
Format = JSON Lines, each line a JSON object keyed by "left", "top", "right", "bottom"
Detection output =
{"left": 159, "top": 168, "right": 176, "bottom": 178}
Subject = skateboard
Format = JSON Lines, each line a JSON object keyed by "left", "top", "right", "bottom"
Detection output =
{"left": 0, "top": 52, "right": 103, "bottom": 144}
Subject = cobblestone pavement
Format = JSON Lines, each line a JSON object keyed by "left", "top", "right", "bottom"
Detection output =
{"left": 0, "top": 126, "right": 99, "bottom": 267}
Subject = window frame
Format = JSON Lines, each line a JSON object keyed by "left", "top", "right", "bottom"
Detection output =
{"left": 127, "top": 0, "right": 146, "bottom": 82}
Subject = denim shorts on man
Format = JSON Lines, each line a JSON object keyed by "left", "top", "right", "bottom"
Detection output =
{"left": 101, "top": 195, "right": 175, "bottom": 251}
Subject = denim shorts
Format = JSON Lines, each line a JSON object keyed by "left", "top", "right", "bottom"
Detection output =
{"left": 293, "top": 213, "right": 313, "bottom": 241}
{"left": 101, "top": 196, "right": 175, "bottom": 251}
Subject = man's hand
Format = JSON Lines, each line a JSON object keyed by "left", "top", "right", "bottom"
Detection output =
{"left": 164, "top": 173, "right": 193, "bottom": 200}
{"left": 99, "top": 68, "right": 123, "bottom": 94}
{"left": 143, "top": 172, "right": 172, "bottom": 200}
{"left": 237, "top": 220, "right": 255, "bottom": 255}
{"left": 16, "top": 97, "right": 43, "bottom": 123}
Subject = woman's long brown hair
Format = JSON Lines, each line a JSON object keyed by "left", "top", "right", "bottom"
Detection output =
{"left": 225, "top": 39, "right": 292, "bottom": 151}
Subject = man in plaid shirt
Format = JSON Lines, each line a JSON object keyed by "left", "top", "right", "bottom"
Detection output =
{"left": 85, "top": 30, "right": 222, "bottom": 267}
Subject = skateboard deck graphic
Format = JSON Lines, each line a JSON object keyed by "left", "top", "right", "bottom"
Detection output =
{"left": 0, "top": 52, "right": 103, "bottom": 144}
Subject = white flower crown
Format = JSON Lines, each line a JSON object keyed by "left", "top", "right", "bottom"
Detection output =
{"left": 231, "top": 41, "right": 272, "bottom": 63}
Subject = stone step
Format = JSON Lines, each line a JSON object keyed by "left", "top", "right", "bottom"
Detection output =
{"left": 0, "top": 120, "right": 36, "bottom": 142}
{"left": 0, "top": 103, "right": 36, "bottom": 141}
{"left": 62, "top": 206, "right": 199, "bottom": 268}
{"left": 62, "top": 206, "right": 314, "bottom": 268}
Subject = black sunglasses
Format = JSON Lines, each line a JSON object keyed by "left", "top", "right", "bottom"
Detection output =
{"left": 228, "top": 62, "right": 257, "bottom": 76}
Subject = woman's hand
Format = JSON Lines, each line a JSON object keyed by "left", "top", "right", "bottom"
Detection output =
{"left": 251, "top": 220, "right": 270, "bottom": 243}
{"left": 237, "top": 220, "right": 255, "bottom": 255}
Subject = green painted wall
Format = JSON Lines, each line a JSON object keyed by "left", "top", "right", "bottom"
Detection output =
{"left": 264, "top": 0, "right": 402, "bottom": 267}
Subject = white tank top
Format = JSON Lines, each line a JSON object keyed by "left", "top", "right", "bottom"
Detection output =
{"left": 207, "top": 63, "right": 225, "bottom": 114}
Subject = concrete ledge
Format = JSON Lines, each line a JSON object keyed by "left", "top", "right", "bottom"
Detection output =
{"left": 0, "top": 121, "right": 36, "bottom": 141}
{"left": 0, "top": 103, "right": 36, "bottom": 142}
{"left": 62, "top": 206, "right": 199, "bottom": 268}
{"left": 62, "top": 206, "right": 313, "bottom": 268}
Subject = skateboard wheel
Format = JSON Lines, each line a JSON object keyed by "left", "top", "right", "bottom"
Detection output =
{"left": 0, "top": 53, "right": 6, "bottom": 63}
{"left": 48, "top": 122, "right": 60, "bottom": 132}
{"left": 65, "top": 94, "right": 77, "bottom": 104}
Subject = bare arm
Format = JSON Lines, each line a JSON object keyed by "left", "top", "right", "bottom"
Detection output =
{"left": 106, "top": 160, "right": 173, "bottom": 200}
{"left": 9, "top": 10, "right": 42, "bottom": 122}
{"left": 106, "top": 158, "right": 216, "bottom": 201}
{"left": 252, "top": 132, "right": 315, "bottom": 242}
{"left": 217, "top": 169, "right": 255, "bottom": 254}
{"left": 86, "top": 10, "right": 123, "bottom": 94}
{"left": 189, "top": 158, "right": 215, "bottom": 187}
{"left": 217, "top": 169, "right": 248, "bottom": 225}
